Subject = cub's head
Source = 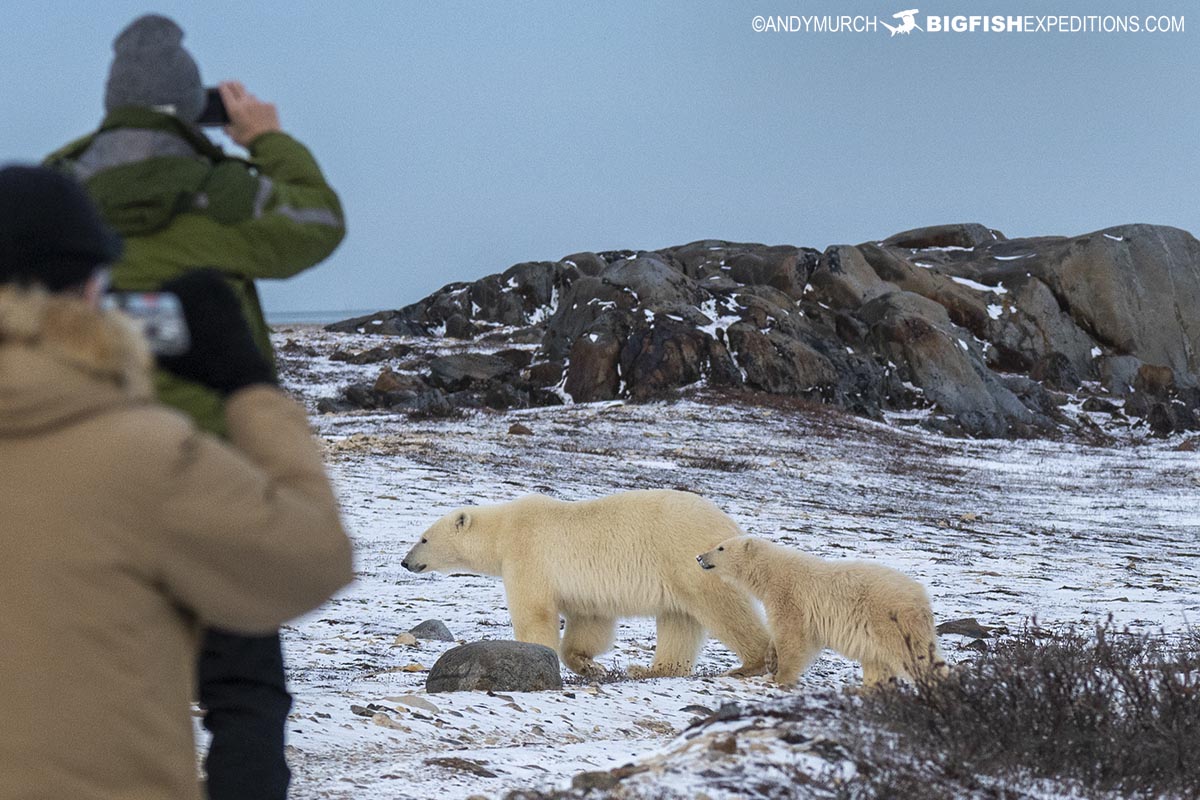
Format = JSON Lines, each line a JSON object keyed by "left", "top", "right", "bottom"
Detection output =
{"left": 696, "top": 535, "right": 756, "bottom": 574}
{"left": 402, "top": 508, "right": 475, "bottom": 574}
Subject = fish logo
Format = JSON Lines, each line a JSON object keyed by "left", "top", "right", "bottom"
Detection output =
{"left": 882, "top": 8, "right": 922, "bottom": 36}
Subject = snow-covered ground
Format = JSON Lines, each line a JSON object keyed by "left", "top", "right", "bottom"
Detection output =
{"left": 261, "top": 325, "right": 1200, "bottom": 800}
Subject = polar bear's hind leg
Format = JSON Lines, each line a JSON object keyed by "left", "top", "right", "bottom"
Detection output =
{"left": 560, "top": 614, "right": 616, "bottom": 678}
{"left": 627, "top": 611, "right": 703, "bottom": 678}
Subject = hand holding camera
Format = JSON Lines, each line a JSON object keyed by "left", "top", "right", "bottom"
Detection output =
{"left": 215, "top": 81, "right": 282, "bottom": 147}
{"left": 153, "top": 269, "right": 276, "bottom": 395}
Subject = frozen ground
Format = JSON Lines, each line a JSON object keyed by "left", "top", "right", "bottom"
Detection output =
{"left": 259, "top": 326, "right": 1199, "bottom": 799}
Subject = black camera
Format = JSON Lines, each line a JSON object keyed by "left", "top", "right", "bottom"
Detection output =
{"left": 196, "top": 87, "right": 230, "bottom": 127}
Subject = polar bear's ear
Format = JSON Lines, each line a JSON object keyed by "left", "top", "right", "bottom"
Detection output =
{"left": 455, "top": 512, "right": 471, "bottom": 530}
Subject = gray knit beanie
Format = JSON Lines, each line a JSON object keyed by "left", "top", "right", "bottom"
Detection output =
{"left": 104, "top": 14, "right": 203, "bottom": 122}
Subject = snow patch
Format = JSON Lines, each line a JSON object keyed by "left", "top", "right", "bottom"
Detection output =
{"left": 696, "top": 298, "right": 742, "bottom": 339}
{"left": 527, "top": 285, "right": 560, "bottom": 325}
{"left": 951, "top": 276, "right": 999, "bottom": 293}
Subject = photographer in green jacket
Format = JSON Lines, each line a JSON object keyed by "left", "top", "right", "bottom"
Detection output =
{"left": 45, "top": 15, "right": 346, "bottom": 800}
{"left": 46, "top": 15, "right": 345, "bottom": 436}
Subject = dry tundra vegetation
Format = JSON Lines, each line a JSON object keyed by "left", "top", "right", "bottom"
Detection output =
{"left": 841, "top": 623, "right": 1200, "bottom": 799}
{"left": 505, "top": 624, "right": 1200, "bottom": 799}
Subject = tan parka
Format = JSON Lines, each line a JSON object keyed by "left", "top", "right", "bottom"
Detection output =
{"left": 0, "top": 286, "right": 353, "bottom": 800}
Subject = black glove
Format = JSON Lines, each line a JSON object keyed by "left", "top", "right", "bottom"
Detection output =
{"left": 157, "top": 269, "right": 276, "bottom": 395}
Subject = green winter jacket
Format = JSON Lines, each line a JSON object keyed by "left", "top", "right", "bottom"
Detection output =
{"left": 46, "top": 107, "right": 344, "bottom": 435}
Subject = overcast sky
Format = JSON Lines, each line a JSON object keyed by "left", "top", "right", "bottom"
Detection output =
{"left": 2, "top": 1, "right": 1195, "bottom": 316}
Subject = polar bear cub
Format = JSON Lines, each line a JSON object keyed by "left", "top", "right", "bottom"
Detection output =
{"left": 697, "top": 536, "right": 946, "bottom": 687}
{"left": 402, "top": 490, "right": 770, "bottom": 679}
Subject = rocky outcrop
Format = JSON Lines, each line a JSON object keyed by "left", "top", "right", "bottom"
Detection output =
{"left": 327, "top": 223, "right": 1200, "bottom": 438}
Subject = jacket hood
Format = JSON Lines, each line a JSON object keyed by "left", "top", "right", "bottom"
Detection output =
{"left": 0, "top": 286, "right": 153, "bottom": 436}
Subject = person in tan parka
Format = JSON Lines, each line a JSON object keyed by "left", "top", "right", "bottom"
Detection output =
{"left": 0, "top": 165, "right": 354, "bottom": 800}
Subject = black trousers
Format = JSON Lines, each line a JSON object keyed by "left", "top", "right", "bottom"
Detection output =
{"left": 198, "top": 629, "right": 293, "bottom": 800}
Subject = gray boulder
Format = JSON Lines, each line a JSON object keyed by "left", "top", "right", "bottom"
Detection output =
{"left": 409, "top": 619, "right": 455, "bottom": 642}
{"left": 601, "top": 254, "right": 710, "bottom": 311}
{"left": 426, "top": 641, "right": 562, "bottom": 693}
{"left": 861, "top": 291, "right": 1049, "bottom": 437}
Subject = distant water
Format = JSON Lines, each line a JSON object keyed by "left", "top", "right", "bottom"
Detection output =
{"left": 267, "top": 309, "right": 378, "bottom": 326}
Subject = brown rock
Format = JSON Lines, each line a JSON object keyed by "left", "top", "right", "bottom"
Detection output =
{"left": 882, "top": 223, "right": 1004, "bottom": 250}
{"left": 508, "top": 423, "right": 533, "bottom": 436}
{"left": 809, "top": 245, "right": 891, "bottom": 309}
{"left": 1134, "top": 363, "right": 1175, "bottom": 396}
{"left": 374, "top": 367, "right": 421, "bottom": 394}
{"left": 620, "top": 320, "right": 707, "bottom": 400}
{"left": 726, "top": 323, "right": 836, "bottom": 396}
{"left": 571, "top": 771, "right": 620, "bottom": 792}
{"left": 527, "top": 361, "right": 564, "bottom": 388}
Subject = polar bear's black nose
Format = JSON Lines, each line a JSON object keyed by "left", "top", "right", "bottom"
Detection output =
{"left": 401, "top": 559, "right": 410, "bottom": 570}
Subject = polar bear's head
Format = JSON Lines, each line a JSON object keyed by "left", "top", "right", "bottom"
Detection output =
{"left": 696, "top": 535, "right": 756, "bottom": 574}
{"left": 402, "top": 508, "right": 476, "bottom": 574}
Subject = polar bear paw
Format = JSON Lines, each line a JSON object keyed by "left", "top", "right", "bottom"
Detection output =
{"left": 627, "top": 662, "right": 691, "bottom": 679}
{"left": 722, "top": 661, "right": 769, "bottom": 678}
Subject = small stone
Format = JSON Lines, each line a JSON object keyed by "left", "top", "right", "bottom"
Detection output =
{"left": 374, "top": 367, "right": 408, "bottom": 394}
{"left": 386, "top": 694, "right": 441, "bottom": 715}
{"left": 425, "top": 757, "right": 497, "bottom": 778}
{"left": 409, "top": 619, "right": 455, "bottom": 642}
{"left": 680, "top": 704, "right": 714, "bottom": 716}
{"left": 571, "top": 771, "right": 620, "bottom": 792}
{"left": 371, "top": 712, "right": 405, "bottom": 730}
{"left": 508, "top": 422, "right": 534, "bottom": 436}
{"left": 936, "top": 617, "right": 995, "bottom": 638}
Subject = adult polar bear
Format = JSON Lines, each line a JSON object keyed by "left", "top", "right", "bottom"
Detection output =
{"left": 402, "top": 490, "right": 770, "bottom": 679}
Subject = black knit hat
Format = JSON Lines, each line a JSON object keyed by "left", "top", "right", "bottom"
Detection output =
{"left": 104, "top": 15, "right": 204, "bottom": 122}
{"left": 0, "top": 166, "right": 123, "bottom": 290}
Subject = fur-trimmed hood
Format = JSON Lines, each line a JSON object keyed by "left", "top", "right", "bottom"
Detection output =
{"left": 0, "top": 285, "right": 153, "bottom": 436}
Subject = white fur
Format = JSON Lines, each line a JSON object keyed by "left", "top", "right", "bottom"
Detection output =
{"left": 404, "top": 490, "right": 770, "bottom": 678}
{"left": 698, "top": 536, "right": 947, "bottom": 687}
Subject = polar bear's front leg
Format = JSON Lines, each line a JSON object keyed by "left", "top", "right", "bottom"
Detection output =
{"left": 770, "top": 628, "right": 821, "bottom": 686}
{"left": 508, "top": 602, "right": 561, "bottom": 651}
{"left": 860, "top": 660, "right": 899, "bottom": 689}
{"left": 503, "top": 573, "right": 561, "bottom": 652}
